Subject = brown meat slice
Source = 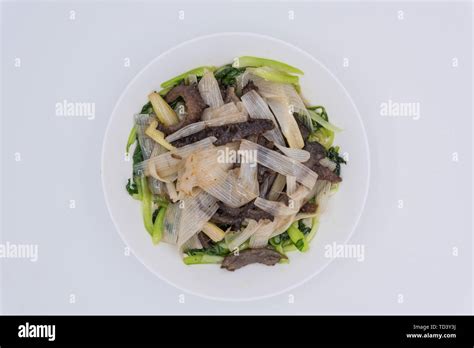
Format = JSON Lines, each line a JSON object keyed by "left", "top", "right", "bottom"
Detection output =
{"left": 315, "top": 166, "right": 342, "bottom": 183}
{"left": 241, "top": 80, "right": 259, "bottom": 96}
{"left": 300, "top": 202, "right": 318, "bottom": 213}
{"left": 303, "top": 141, "right": 327, "bottom": 165}
{"left": 219, "top": 83, "right": 227, "bottom": 101}
{"left": 221, "top": 248, "right": 284, "bottom": 271}
{"left": 157, "top": 83, "right": 207, "bottom": 135}
{"left": 246, "top": 208, "right": 274, "bottom": 222}
{"left": 259, "top": 171, "right": 277, "bottom": 199}
{"left": 171, "top": 119, "right": 274, "bottom": 147}
{"left": 212, "top": 200, "right": 274, "bottom": 230}
{"left": 303, "top": 142, "right": 342, "bottom": 183}
{"left": 295, "top": 116, "right": 310, "bottom": 140}
{"left": 197, "top": 232, "right": 212, "bottom": 249}
{"left": 224, "top": 86, "right": 240, "bottom": 104}
{"left": 210, "top": 212, "right": 242, "bottom": 227}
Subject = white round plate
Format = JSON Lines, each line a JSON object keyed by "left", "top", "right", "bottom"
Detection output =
{"left": 102, "top": 32, "right": 370, "bottom": 301}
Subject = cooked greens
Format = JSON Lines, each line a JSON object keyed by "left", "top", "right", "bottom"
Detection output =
{"left": 214, "top": 65, "right": 246, "bottom": 86}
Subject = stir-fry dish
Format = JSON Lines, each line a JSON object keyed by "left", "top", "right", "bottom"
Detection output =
{"left": 125, "top": 56, "right": 346, "bottom": 271}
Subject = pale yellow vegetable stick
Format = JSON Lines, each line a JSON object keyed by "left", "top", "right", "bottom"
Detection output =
{"left": 145, "top": 120, "right": 175, "bottom": 151}
{"left": 148, "top": 92, "right": 179, "bottom": 126}
{"left": 201, "top": 222, "right": 225, "bottom": 242}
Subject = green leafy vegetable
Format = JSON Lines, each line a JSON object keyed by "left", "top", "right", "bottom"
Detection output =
{"left": 283, "top": 245, "right": 297, "bottom": 252}
{"left": 168, "top": 96, "right": 184, "bottom": 110}
{"left": 306, "top": 217, "right": 320, "bottom": 243}
{"left": 247, "top": 67, "right": 299, "bottom": 85}
{"left": 140, "top": 101, "right": 154, "bottom": 114}
{"left": 214, "top": 65, "right": 245, "bottom": 86}
{"left": 132, "top": 141, "right": 143, "bottom": 165}
{"left": 183, "top": 254, "right": 224, "bottom": 265}
{"left": 233, "top": 56, "right": 304, "bottom": 75}
{"left": 308, "top": 127, "right": 334, "bottom": 149}
{"left": 307, "top": 106, "right": 329, "bottom": 119}
{"left": 126, "top": 178, "right": 140, "bottom": 199}
{"left": 269, "top": 236, "right": 288, "bottom": 261}
{"left": 187, "top": 241, "right": 229, "bottom": 257}
{"left": 271, "top": 232, "right": 290, "bottom": 246}
{"left": 326, "top": 146, "right": 346, "bottom": 176}
{"left": 287, "top": 222, "right": 309, "bottom": 252}
{"left": 152, "top": 207, "right": 166, "bottom": 245}
{"left": 282, "top": 220, "right": 318, "bottom": 252}
{"left": 298, "top": 220, "right": 311, "bottom": 235}
{"left": 158, "top": 86, "right": 172, "bottom": 97}
{"left": 125, "top": 137, "right": 144, "bottom": 199}
{"left": 307, "top": 106, "right": 342, "bottom": 133}
{"left": 125, "top": 125, "right": 137, "bottom": 154}
{"left": 137, "top": 175, "right": 153, "bottom": 236}
{"left": 152, "top": 209, "right": 159, "bottom": 223}
{"left": 152, "top": 195, "right": 169, "bottom": 208}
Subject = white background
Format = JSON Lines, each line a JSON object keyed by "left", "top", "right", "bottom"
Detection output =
{"left": 1, "top": 0, "right": 472, "bottom": 314}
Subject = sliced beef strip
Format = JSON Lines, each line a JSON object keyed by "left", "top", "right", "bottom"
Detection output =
{"left": 315, "top": 165, "right": 342, "bottom": 183}
{"left": 220, "top": 200, "right": 274, "bottom": 221}
{"left": 300, "top": 202, "right": 318, "bottom": 214}
{"left": 212, "top": 200, "right": 274, "bottom": 230}
{"left": 210, "top": 212, "right": 241, "bottom": 227}
{"left": 277, "top": 193, "right": 290, "bottom": 205}
{"left": 219, "top": 83, "right": 227, "bottom": 102}
{"left": 257, "top": 164, "right": 275, "bottom": 184}
{"left": 303, "top": 141, "right": 342, "bottom": 183}
{"left": 295, "top": 116, "right": 310, "bottom": 140}
{"left": 241, "top": 80, "right": 259, "bottom": 96}
{"left": 216, "top": 202, "right": 247, "bottom": 217}
{"left": 257, "top": 165, "right": 269, "bottom": 183}
{"left": 246, "top": 208, "right": 274, "bottom": 222}
{"left": 221, "top": 248, "right": 284, "bottom": 271}
{"left": 303, "top": 141, "right": 327, "bottom": 166}
{"left": 259, "top": 171, "right": 277, "bottom": 199}
{"left": 157, "top": 83, "right": 207, "bottom": 135}
{"left": 171, "top": 119, "right": 274, "bottom": 147}
{"left": 224, "top": 86, "right": 240, "bottom": 104}
{"left": 197, "top": 232, "right": 212, "bottom": 249}
{"left": 245, "top": 134, "right": 259, "bottom": 143}
{"left": 257, "top": 134, "right": 274, "bottom": 149}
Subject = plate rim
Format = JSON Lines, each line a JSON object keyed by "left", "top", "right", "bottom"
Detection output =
{"left": 101, "top": 31, "right": 371, "bottom": 302}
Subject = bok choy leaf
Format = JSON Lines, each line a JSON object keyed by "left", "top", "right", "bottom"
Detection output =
{"left": 152, "top": 207, "right": 167, "bottom": 245}
{"left": 160, "top": 66, "right": 217, "bottom": 89}
{"left": 247, "top": 67, "right": 299, "bottom": 85}
{"left": 287, "top": 221, "right": 309, "bottom": 252}
{"left": 125, "top": 125, "right": 137, "bottom": 154}
{"left": 308, "top": 107, "right": 342, "bottom": 133}
{"left": 183, "top": 254, "right": 224, "bottom": 265}
{"left": 233, "top": 56, "right": 304, "bottom": 75}
{"left": 137, "top": 175, "right": 154, "bottom": 236}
